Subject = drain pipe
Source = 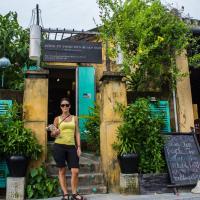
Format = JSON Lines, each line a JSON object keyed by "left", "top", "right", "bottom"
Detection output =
{"left": 173, "top": 89, "right": 179, "bottom": 132}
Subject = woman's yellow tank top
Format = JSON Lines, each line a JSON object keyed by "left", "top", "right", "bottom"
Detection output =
{"left": 54, "top": 115, "right": 75, "bottom": 145}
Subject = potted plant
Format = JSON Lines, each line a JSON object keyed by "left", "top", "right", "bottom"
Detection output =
{"left": 113, "top": 98, "right": 165, "bottom": 174}
{"left": 83, "top": 104, "right": 100, "bottom": 155}
{"left": 113, "top": 103, "right": 139, "bottom": 174}
{"left": 0, "top": 102, "right": 42, "bottom": 177}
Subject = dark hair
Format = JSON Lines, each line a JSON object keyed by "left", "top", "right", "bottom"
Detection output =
{"left": 60, "top": 97, "right": 70, "bottom": 105}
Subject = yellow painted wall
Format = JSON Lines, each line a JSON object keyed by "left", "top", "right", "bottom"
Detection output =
{"left": 23, "top": 75, "right": 48, "bottom": 167}
{"left": 100, "top": 76, "right": 127, "bottom": 192}
{"left": 193, "top": 104, "right": 199, "bottom": 120}
{"left": 100, "top": 121, "right": 121, "bottom": 192}
{"left": 176, "top": 50, "right": 194, "bottom": 132}
{"left": 24, "top": 121, "right": 47, "bottom": 168}
{"left": 101, "top": 81, "right": 127, "bottom": 122}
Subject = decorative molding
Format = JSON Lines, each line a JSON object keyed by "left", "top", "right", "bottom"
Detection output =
{"left": 25, "top": 70, "right": 49, "bottom": 78}
{"left": 99, "top": 71, "right": 125, "bottom": 82}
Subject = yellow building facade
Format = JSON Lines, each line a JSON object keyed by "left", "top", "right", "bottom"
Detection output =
{"left": 23, "top": 31, "right": 195, "bottom": 191}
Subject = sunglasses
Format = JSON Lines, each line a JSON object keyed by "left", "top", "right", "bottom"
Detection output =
{"left": 60, "top": 104, "right": 70, "bottom": 107}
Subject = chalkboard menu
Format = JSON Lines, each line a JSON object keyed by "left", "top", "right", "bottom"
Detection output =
{"left": 42, "top": 40, "right": 102, "bottom": 64}
{"left": 164, "top": 134, "right": 200, "bottom": 186}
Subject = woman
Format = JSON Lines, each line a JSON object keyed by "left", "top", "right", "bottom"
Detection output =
{"left": 51, "top": 98, "right": 83, "bottom": 200}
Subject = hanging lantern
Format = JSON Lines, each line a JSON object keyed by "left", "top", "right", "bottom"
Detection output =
{"left": 0, "top": 57, "right": 11, "bottom": 69}
{"left": 0, "top": 57, "right": 11, "bottom": 88}
{"left": 29, "top": 24, "right": 41, "bottom": 61}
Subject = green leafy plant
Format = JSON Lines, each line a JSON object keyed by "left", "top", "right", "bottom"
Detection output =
{"left": 0, "top": 102, "right": 42, "bottom": 160}
{"left": 98, "top": 0, "right": 190, "bottom": 91}
{"left": 188, "top": 35, "right": 200, "bottom": 68}
{"left": 0, "top": 12, "right": 34, "bottom": 90}
{"left": 83, "top": 104, "right": 100, "bottom": 155}
{"left": 0, "top": 114, "right": 7, "bottom": 158}
{"left": 26, "top": 165, "right": 59, "bottom": 199}
{"left": 113, "top": 98, "right": 166, "bottom": 173}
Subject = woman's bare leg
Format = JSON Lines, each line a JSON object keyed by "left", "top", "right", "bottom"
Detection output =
{"left": 58, "top": 167, "right": 68, "bottom": 195}
{"left": 71, "top": 168, "right": 79, "bottom": 194}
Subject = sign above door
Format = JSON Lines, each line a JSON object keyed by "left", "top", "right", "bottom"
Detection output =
{"left": 42, "top": 40, "right": 102, "bottom": 64}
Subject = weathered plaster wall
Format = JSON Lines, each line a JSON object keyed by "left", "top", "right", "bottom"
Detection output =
{"left": 23, "top": 71, "right": 48, "bottom": 167}
{"left": 176, "top": 50, "right": 194, "bottom": 132}
{"left": 100, "top": 73, "right": 127, "bottom": 192}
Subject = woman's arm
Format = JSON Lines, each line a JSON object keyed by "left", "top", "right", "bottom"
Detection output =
{"left": 75, "top": 116, "right": 81, "bottom": 157}
{"left": 51, "top": 116, "right": 60, "bottom": 137}
{"left": 53, "top": 116, "right": 59, "bottom": 128}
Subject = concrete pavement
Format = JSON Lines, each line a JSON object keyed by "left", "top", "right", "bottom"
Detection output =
{"left": 34, "top": 192, "right": 200, "bottom": 200}
{"left": 1, "top": 192, "right": 200, "bottom": 199}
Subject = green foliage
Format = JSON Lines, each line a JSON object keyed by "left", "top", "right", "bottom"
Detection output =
{"left": 98, "top": 0, "right": 190, "bottom": 91}
{"left": 26, "top": 165, "right": 59, "bottom": 199}
{"left": 189, "top": 54, "right": 200, "bottom": 68}
{"left": 188, "top": 36, "right": 200, "bottom": 68}
{"left": 0, "top": 12, "right": 32, "bottom": 90}
{"left": 113, "top": 98, "right": 166, "bottom": 173}
{"left": 83, "top": 104, "right": 100, "bottom": 155}
{"left": 0, "top": 102, "right": 42, "bottom": 160}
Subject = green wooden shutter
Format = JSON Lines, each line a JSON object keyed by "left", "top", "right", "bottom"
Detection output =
{"left": 0, "top": 100, "right": 12, "bottom": 188}
{"left": 0, "top": 100, "right": 12, "bottom": 115}
{"left": 0, "top": 161, "right": 9, "bottom": 188}
{"left": 150, "top": 100, "right": 171, "bottom": 133}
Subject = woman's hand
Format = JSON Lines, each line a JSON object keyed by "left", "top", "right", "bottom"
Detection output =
{"left": 51, "top": 128, "right": 60, "bottom": 138}
{"left": 77, "top": 147, "right": 82, "bottom": 157}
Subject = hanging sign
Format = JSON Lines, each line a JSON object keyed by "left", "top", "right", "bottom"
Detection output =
{"left": 42, "top": 40, "right": 102, "bottom": 64}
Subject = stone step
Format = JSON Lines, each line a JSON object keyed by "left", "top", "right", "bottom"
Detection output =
{"left": 47, "top": 143, "right": 101, "bottom": 172}
{"left": 46, "top": 143, "right": 107, "bottom": 195}
{"left": 79, "top": 160, "right": 101, "bottom": 173}
{"left": 51, "top": 172, "right": 106, "bottom": 186}
{"left": 47, "top": 142, "right": 99, "bottom": 161}
{"left": 47, "top": 161, "right": 101, "bottom": 175}
{"left": 47, "top": 155, "right": 101, "bottom": 174}
{"left": 79, "top": 156, "right": 101, "bottom": 173}
{"left": 81, "top": 152, "right": 100, "bottom": 162}
{"left": 63, "top": 185, "right": 107, "bottom": 195}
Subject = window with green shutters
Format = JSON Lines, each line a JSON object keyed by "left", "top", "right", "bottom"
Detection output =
{"left": 0, "top": 100, "right": 12, "bottom": 115}
{"left": 150, "top": 100, "right": 171, "bottom": 133}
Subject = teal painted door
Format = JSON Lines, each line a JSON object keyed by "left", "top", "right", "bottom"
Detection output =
{"left": 78, "top": 66, "right": 95, "bottom": 140}
{"left": 150, "top": 101, "right": 171, "bottom": 134}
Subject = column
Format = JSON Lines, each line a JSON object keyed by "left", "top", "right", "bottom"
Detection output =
{"left": 99, "top": 71, "right": 127, "bottom": 192}
{"left": 176, "top": 50, "right": 194, "bottom": 132}
{"left": 23, "top": 70, "right": 49, "bottom": 167}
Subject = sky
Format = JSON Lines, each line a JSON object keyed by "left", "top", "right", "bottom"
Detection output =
{"left": 0, "top": 0, "right": 200, "bottom": 30}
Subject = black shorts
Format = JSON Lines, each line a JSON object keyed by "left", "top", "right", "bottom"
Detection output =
{"left": 53, "top": 143, "right": 79, "bottom": 169}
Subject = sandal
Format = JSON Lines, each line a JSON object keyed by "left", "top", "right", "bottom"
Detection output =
{"left": 62, "top": 194, "right": 70, "bottom": 200}
{"left": 71, "top": 193, "right": 84, "bottom": 200}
